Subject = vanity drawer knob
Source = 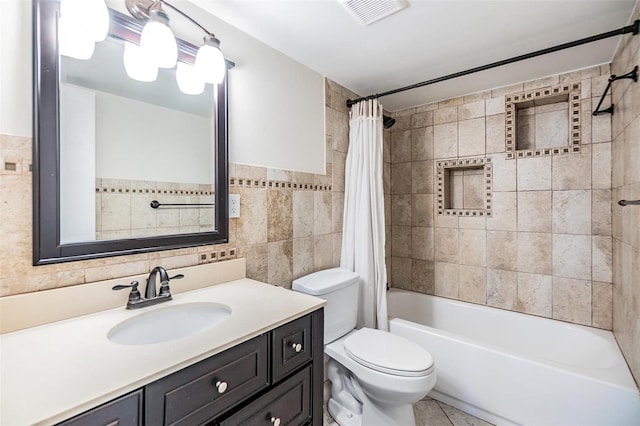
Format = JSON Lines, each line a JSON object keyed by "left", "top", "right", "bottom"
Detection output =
{"left": 270, "top": 417, "right": 281, "bottom": 426}
{"left": 216, "top": 381, "right": 228, "bottom": 394}
{"left": 291, "top": 342, "right": 302, "bottom": 353}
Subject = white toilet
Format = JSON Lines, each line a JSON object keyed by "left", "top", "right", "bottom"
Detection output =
{"left": 293, "top": 268, "right": 436, "bottom": 426}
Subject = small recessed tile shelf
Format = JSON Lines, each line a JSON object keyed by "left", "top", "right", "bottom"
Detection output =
{"left": 505, "top": 83, "right": 581, "bottom": 159}
{"left": 437, "top": 157, "right": 492, "bottom": 216}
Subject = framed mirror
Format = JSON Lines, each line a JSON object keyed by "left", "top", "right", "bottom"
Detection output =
{"left": 33, "top": 0, "right": 229, "bottom": 265}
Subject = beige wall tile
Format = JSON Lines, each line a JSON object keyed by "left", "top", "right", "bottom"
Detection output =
{"left": 412, "top": 194, "right": 434, "bottom": 227}
{"left": 412, "top": 227, "right": 434, "bottom": 261}
{"left": 592, "top": 281, "right": 613, "bottom": 330}
{"left": 391, "top": 163, "right": 412, "bottom": 194}
{"left": 293, "top": 191, "right": 314, "bottom": 239}
{"left": 433, "top": 123, "right": 458, "bottom": 159}
{"left": 412, "top": 126, "right": 434, "bottom": 161}
{"left": 293, "top": 237, "right": 314, "bottom": 280}
{"left": 518, "top": 232, "right": 552, "bottom": 275}
{"left": 439, "top": 97, "right": 464, "bottom": 108}
{"left": 391, "top": 256, "right": 412, "bottom": 289}
{"left": 552, "top": 190, "right": 591, "bottom": 234}
{"left": 553, "top": 234, "right": 592, "bottom": 280}
{"left": 411, "top": 111, "right": 434, "bottom": 129}
{"left": 458, "top": 118, "right": 486, "bottom": 157}
{"left": 236, "top": 188, "right": 268, "bottom": 246}
{"left": 412, "top": 259, "right": 435, "bottom": 294}
{"left": 332, "top": 150, "right": 347, "bottom": 192}
{"left": 517, "top": 272, "right": 552, "bottom": 317}
{"left": 552, "top": 145, "right": 592, "bottom": 190}
{"left": 459, "top": 265, "right": 487, "bottom": 304}
{"left": 268, "top": 240, "right": 293, "bottom": 288}
{"left": 487, "top": 231, "right": 517, "bottom": 271}
{"left": 391, "top": 130, "right": 412, "bottom": 163}
{"left": 592, "top": 236, "right": 613, "bottom": 283}
{"left": 391, "top": 194, "right": 412, "bottom": 226}
{"left": 592, "top": 112, "right": 612, "bottom": 143}
{"left": 238, "top": 243, "right": 268, "bottom": 283}
{"left": 517, "top": 157, "right": 551, "bottom": 190}
{"left": 490, "top": 154, "right": 516, "bottom": 192}
{"left": 412, "top": 161, "right": 434, "bottom": 194}
{"left": 314, "top": 191, "right": 332, "bottom": 235}
{"left": 434, "top": 228, "right": 458, "bottom": 263}
{"left": 391, "top": 225, "right": 412, "bottom": 258}
{"left": 492, "top": 83, "right": 524, "bottom": 98}
{"left": 592, "top": 189, "right": 612, "bottom": 236}
{"left": 434, "top": 106, "right": 458, "bottom": 125}
{"left": 459, "top": 229, "right": 486, "bottom": 267}
{"left": 314, "top": 234, "right": 333, "bottom": 272}
{"left": 332, "top": 192, "right": 344, "bottom": 233}
{"left": 486, "top": 192, "right": 517, "bottom": 231}
{"left": 267, "top": 189, "right": 293, "bottom": 242}
{"left": 333, "top": 232, "right": 343, "bottom": 267}
{"left": 592, "top": 142, "right": 612, "bottom": 190}
{"left": 553, "top": 277, "right": 592, "bottom": 325}
{"left": 486, "top": 114, "right": 506, "bottom": 154}
{"left": 458, "top": 101, "right": 485, "bottom": 121}
{"left": 485, "top": 96, "right": 506, "bottom": 116}
{"left": 518, "top": 191, "right": 552, "bottom": 232}
{"left": 458, "top": 216, "right": 486, "bottom": 230}
{"left": 434, "top": 262, "right": 459, "bottom": 298}
{"left": 487, "top": 268, "right": 518, "bottom": 310}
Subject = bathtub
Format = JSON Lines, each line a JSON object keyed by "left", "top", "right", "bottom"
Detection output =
{"left": 387, "top": 289, "right": 640, "bottom": 425}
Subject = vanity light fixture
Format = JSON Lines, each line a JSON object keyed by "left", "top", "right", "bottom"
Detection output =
{"left": 123, "top": 41, "right": 159, "bottom": 82}
{"left": 126, "top": 0, "right": 227, "bottom": 86}
{"left": 58, "top": 0, "right": 109, "bottom": 60}
{"left": 176, "top": 62, "right": 205, "bottom": 95}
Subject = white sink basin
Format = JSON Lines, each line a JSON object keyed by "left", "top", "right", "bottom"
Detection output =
{"left": 107, "top": 302, "right": 231, "bottom": 345}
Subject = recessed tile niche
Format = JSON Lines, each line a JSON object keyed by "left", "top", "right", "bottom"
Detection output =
{"left": 505, "top": 83, "right": 581, "bottom": 159}
{"left": 437, "top": 157, "right": 492, "bottom": 216}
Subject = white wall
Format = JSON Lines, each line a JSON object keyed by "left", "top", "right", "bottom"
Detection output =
{"left": 0, "top": 0, "right": 32, "bottom": 137}
{"left": 60, "top": 85, "right": 96, "bottom": 243}
{"left": 1, "top": 0, "right": 326, "bottom": 174}
{"left": 95, "top": 91, "right": 213, "bottom": 183}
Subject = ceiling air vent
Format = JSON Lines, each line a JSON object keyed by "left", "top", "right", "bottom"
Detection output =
{"left": 340, "top": 0, "right": 409, "bottom": 26}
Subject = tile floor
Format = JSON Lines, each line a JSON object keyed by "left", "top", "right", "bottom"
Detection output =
{"left": 323, "top": 395, "right": 493, "bottom": 426}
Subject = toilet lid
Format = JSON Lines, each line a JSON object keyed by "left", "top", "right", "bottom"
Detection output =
{"left": 344, "top": 328, "right": 434, "bottom": 377}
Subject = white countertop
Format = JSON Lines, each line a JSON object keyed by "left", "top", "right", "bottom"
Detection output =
{"left": 0, "top": 279, "right": 325, "bottom": 425}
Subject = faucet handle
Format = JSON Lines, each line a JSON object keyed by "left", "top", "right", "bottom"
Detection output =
{"left": 112, "top": 281, "right": 142, "bottom": 304}
{"left": 159, "top": 274, "right": 184, "bottom": 297}
{"left": 169, "top": 274, "right": 184, "bottom": 280}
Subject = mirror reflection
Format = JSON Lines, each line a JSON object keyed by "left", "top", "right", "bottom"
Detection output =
{"left": 59, "top": 32, "right": 217, "bottom": 244}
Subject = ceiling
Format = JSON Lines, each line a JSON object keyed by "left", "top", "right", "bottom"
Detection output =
{"left": 191, "top": 0, "right": 637, "bottom": 111}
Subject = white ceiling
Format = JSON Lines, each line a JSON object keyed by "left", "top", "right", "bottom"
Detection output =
{"left": 191, "top": 0, "right": 637, "bottom": 111}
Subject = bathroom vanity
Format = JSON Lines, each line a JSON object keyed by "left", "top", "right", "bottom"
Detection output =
{"left": 0, "top": 276, "right": 325, "bottom": 425}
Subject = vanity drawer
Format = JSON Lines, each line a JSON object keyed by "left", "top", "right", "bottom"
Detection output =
{"left": 57, "top": 389, "right": 142, "bottom": 426}
{"left": 145, "top": 334, "right": 269, "bottom": 426}
{"left": 218, "top": 365, "right": 311, "bottom": 426}
{"left": 272, "top": 314, "right": 313, "bottom": 382}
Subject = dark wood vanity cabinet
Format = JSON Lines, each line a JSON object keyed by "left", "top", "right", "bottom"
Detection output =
{"left": 57, "top": 309, "right": 323, "bottom": 426}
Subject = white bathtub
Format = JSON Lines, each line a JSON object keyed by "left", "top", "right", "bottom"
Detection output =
{"left": 387, "top": 289, "right": 640, "bottom": 425}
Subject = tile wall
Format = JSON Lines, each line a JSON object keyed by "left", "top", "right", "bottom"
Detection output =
{"left": 610, "top": 3, "right": 640, "bottom": 385}
{"left": 387, "top": 66, "right": 614, "bottom": 330}
{"left": 0, "top": 78, "right": 352, "bottom": 296}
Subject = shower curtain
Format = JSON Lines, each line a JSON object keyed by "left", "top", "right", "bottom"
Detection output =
{"left": 341, "top": 99, "right": 388, "bottom": 331}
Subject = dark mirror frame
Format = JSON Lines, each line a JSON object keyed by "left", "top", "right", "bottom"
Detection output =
{"left": 32, "top": 0, "right": 229, "bottom": 265}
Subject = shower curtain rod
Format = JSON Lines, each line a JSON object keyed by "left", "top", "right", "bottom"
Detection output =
{"left": 346, "top": 20, "right": 640, "bottom": 108}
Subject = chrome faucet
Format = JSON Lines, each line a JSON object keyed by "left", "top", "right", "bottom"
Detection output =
{"left": 112, "top": 267, "right": 184, "bottom": 309}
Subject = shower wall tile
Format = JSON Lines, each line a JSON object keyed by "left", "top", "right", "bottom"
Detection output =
{"left": 412, "top": 161, "right": 434, "bottom": 194}
{"left": 412, "top": 227, "right": 434, "bottom": 261}
{"left": 552, "top": 234, "right": 592, "bottom": 280}
{"left": 490, "top": 154, "right": 516, "bottom": 192}
{"left": 391, "top": 130, "right": 412, "bottom": 163}
{"left": 434, "top": 228, "right": 459, "bottom": 263}
{"left": 458, "top": 101, "right": 485, "bottom": 121}
{"left": 592, "top": 142, "right": 612, "bottom": 189}
{"left": 391, "top": 256, "right": 412, "bottom": 289}
{"left": 592, "top": 189, "right": 612, "bottom": 236}
{"left": 487, "top": 268, "right": 518, "bottom": 310}
{"left": 552, "top": 190, "right": 591, "bottom": 235}
{"left": 486, "top": 192, "right": 517, "bottom": 231}
{"left": 517, "top": 157, "right": 551, "bottom": 191}
{"left": 412, "top": 126, "right": 434, "bottom": 161}
{"left": 518, "top": 191, "right": 552, "bottom": 233}
{"left": 434, "top": 106, "right": 458, "bottom": 125}
{"left": 592, "top": 236, "right": 613, "bottom": 283}
{"left": 412, "top": 194, "right": 434, "bottom": 227}
{"left": 391, "top": 194, "right": 412, "bottom": 226}
{"left": 459, "top": 229, "right": 486, "bottom": 267}
{"left": 486, "top": 114, "right": 507, "bottom": 154}
{"left": 411, "top": 111, "right": 434, "bottom": 129}
{"left": 592, "top": 281, "right": 613, "bottom": 330}
{"left": 487, "top": 231, "right": 517, "bottom": 271}
{"left": 391, "top": 163, "right": 412, "bottom": 194}
{"left": 552, "top": 145, "right": 592, "bottom": 190}
{"left": 552, "top": 277, "right": 592, "bottom": 325}
{"left": 391, "top": 225, "right": 412, "bottom": 258}
{"left": 434, "top": 262, "right": 459, "bottom": 298}
{"left": 412, "top": 259, "right": 435, "bottom": 294}
{"left": 517, "top": 272, "right": 552, "bottom": 317}
{"left": 459, "top": 265, "right": 487, "bottom": 304}
{"left": 458, "top": 118, "right": 486, "bottom": 157}
{"left": 517, "top": 232, "right": 552, "bottom": 275}
{"left": 433, "top": 123, "right": 458, "bottom": 158}
{"left": 485, "top": 96, "right": 505, "bottom": 116}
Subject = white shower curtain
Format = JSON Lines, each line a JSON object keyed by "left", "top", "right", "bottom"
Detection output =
{"left": 340, "top": 99, "right": 388, "bottom": 331}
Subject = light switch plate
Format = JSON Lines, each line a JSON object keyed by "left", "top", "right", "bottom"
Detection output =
{"left": 229, "top": 194, "right": 240, "bottom": 218}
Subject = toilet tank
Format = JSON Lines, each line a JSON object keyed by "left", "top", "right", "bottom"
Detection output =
{"left": 292, "top": 268, "right": 360, "bottom": 343}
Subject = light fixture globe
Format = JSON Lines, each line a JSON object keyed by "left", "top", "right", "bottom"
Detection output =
{"left": 123, "top": 42, "right": 158, "bottom": 82}
{"left": 176, "top": 62, "right": 205, "bottom": 95}
{"left": 195, "top": 35, "right": 225, "bottom": 84}
{"left": 140, "top": 7, "right": 177, "bottom": 68}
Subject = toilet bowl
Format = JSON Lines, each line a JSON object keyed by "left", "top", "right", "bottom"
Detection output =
{"left": 292, "top": 268, "right": 436, "bottom": 426}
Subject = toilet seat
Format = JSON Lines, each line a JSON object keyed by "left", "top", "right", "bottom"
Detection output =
{"left": 343, "top": 328, "right": 434, "bottom": 377}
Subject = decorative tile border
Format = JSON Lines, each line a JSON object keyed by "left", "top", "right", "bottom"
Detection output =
{"left": 505, "top": 83, "right": 581, "bottom": 159}
{"left": 230, "top": 177, "right": 332, "bottom": 192}
{"left": 96, "top": 179, "right": 214, "bottom": 196}
{"left": 436, "top": 157, "right": 492, "bottom": 216}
